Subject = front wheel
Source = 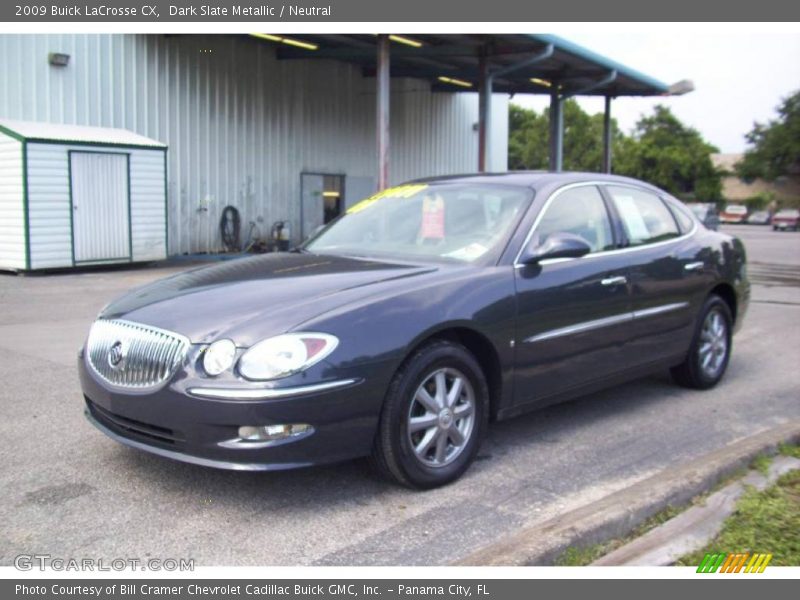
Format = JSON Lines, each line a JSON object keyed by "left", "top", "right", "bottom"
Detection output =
{"left": 371, "top": 340, "right": 488, "bottom": 489}
{"left": 671, "top": 295, "right": 733, "bottom": 390}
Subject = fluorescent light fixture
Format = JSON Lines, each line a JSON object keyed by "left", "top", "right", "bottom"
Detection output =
{"left": 322, "top": 191, "right": 340, "bottom": 198}
{"left": 530, "top": 77, "right": 552, "bottom": 88}
{"left": 250, "top": 33, "right": 318, "bottom": 51}
{"left": 389, "top": 35, "right": 423, "bottom": 48}
{"left": 437, "top": 76, "right": 473, "bottom": 88}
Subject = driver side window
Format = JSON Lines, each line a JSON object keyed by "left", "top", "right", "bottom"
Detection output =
{"left": 534, "top": 185, "right": 615, "bottom": 253}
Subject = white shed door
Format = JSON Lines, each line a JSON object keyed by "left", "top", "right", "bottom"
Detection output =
{"left": 70, "top": 152, "right": 131, "bottom": 263}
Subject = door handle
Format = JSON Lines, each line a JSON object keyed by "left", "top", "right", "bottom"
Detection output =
{"left": 601, "top": 276, "right": 627, "bottom": 286}
{"left": 684, "top": 261, "right": 704, "bottom": 272}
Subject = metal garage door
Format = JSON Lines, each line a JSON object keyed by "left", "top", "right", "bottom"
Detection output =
{"left": 70, "top": 152, "right": 130, "bottom": 263}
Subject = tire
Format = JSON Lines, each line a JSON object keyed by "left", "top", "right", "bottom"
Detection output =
{"left": 671, "top": 294, "right": 733, "bottom": 390}
{"left": 371, "top": 339, "right": 489, "bottom": 489}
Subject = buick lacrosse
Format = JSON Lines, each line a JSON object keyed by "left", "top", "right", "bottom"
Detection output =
{"left": 80, "top": 173, "right": 749, "bottom": 488}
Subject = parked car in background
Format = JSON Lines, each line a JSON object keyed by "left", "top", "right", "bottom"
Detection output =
{"left": 746, "top": 210, "right": 771, "bottom": 225}
{"left": 687, "top": 203, "right": 720, "bottom": 230}
{"left": 772, "top": 208, "right": 800, "bottom": 231}
{"left": 720, "top": 204, "right": 748, "bottom": 224}
{"left": 79, "top": 173, "right": 750, "bottom": 488}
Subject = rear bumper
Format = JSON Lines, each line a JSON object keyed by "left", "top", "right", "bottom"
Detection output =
{"left": 79, "top": 356, "right": 390, "bottom": 471}
{"left": 773, "top": 221, "right": 798, "bottom": 229}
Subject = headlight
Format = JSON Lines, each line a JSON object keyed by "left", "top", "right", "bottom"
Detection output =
{"left": 203, "top": 339, "right": 237, "bottom": 376}
{"left": 238, "top": 333, "right": 339, "bottom": 381}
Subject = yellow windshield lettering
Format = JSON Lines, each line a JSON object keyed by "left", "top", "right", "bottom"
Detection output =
{"left": 347, "top": 184, "right": 429, "bottom": 214}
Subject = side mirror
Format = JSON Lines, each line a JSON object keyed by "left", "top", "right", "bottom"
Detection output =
{"left": 519, "top": 232, "right": 592, "bottom": 265}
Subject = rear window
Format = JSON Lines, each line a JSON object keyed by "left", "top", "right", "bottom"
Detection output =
{"left": 725, "top": 205, "right": 747, "bottom": 214}
{"left": 606, "top": 186, "right": 680, "bottom": 246}
{"left": 665, "top": 200, "right": 696, "bottom": 234}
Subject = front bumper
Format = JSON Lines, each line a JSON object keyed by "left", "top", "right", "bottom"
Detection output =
{"left": 79, "top": 355, "right": 389, "bottom": 471}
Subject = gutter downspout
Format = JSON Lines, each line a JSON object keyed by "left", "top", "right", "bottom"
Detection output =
{"left": 478, "top": 44, "right": 554, "bottom": 172}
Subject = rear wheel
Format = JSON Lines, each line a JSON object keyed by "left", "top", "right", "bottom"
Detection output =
{"left": 371, "top": 340, "right": 488, "bottom": 489}
{"left": 671, "top": 295, "right": 733, "bottom": 389}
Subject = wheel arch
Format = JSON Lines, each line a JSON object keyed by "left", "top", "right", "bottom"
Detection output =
{"left": 400, "top": 324, "right": 505, "bottom": 422}
{"left": 709, "top": 282, "right": 738, "bottom": 325}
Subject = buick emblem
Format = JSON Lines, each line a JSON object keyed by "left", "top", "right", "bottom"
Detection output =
{"left": 108, "top": 341, "right": 126, "bottom": 369}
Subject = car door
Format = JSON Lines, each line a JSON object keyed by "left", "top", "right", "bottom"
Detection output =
{"left": 513, "top": 184, "right": 634, "bottom": 408}
{"left": 602, "top": 185, "right": 704, "bottom": 365}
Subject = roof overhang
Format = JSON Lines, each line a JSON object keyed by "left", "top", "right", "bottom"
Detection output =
{"left": 255, "top": 33, "right": 689, "bottom": 98}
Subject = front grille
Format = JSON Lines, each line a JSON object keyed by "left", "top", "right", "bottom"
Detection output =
{"left": 86, "top": 319, "right": 189, "bottom": 390}
{"left": 86, "top": 398, "right": 183, "bottom": 445}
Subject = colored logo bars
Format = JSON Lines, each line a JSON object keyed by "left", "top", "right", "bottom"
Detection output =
{"left": 697, "top": 552, "right": 773, "bottom": 573}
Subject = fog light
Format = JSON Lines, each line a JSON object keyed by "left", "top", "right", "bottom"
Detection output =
{"left": 238, "top": 424, "right": 311, "bottom": 442}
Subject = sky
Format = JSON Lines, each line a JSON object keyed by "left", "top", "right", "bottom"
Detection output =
{"left": 510, "top": 32, "right": 800, "bottom": 154}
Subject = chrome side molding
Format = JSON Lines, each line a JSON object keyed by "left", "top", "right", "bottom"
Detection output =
{"left": 524, "top": 302, "right": 689, "bottom": 344}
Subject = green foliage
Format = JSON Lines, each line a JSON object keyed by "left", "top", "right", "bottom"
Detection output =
{"left": 508, "top": 102, "right": 723, "bottom": 201}
{"left": 751, "top": 454, "right": 773, "bottom": 477}
{"left": 508, "top": 103, "right": 549, "bottom": 170}
{"left": 779, "top": 444, "right": 800, "bottom": 459}
{"left": 614, "top": 106, "right": 722, "bottom": 201}
{"left": 744, "top": 191, "right": 776, "bottom": 211}
{"left": 737, "top": 90, "right": 800, "bottom": 182}
{"left": 678, "top": 469, "right": 800, "bottom": 567}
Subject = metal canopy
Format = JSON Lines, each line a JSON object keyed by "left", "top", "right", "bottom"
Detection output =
{"left": 256, "top": 33, "right": 691, "bottom": 184}
{"left": 271, "top": 33, "right": 676, "bottom": 98}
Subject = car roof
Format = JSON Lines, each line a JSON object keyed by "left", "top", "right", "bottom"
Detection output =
{"left": 408, "top": 171, "right": 665, "bottom": 192}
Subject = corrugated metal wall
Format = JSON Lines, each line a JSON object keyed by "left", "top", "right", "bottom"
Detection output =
{"left": 0, "top": 34, "right": 509, "bottom": 254}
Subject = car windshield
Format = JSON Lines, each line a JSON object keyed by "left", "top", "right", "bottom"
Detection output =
{"left": 776, "top": 209, "right": 799, "bottom": 217}
{"left": 725, "top": 205, "right": 747, "bottom": 214}
{"left": 304, "top": 183, "right": 531, "bottom": 263}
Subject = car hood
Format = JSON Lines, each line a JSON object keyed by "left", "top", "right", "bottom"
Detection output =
{"left": 99, "top": 253, "right": 442, "bottom": 345}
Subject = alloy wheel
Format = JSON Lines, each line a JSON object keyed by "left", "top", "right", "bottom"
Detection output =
{"left": 407, "top": 367, "right": 476, "bottom": 468}
{"left": 698, "top": 309, "right": 728, "bottom": 379}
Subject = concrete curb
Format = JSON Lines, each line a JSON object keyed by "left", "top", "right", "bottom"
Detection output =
{"left": 455, "top": 420, "right": 800, "bottom": 566}
{"left": 591, "top": 454, "right": 800, "bottom": 565}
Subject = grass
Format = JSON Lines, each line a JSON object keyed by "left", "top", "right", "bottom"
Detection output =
{"left": 779, "top": 442, "right": 800, "bottom": 459}
{"left": 751, "top": 454, "right": 773, "bottom": 477}
{"left": 677, "top": 468, "right": 800, "bottom": 566}
{"left": 555, "top": 445, "right": 800, "bottom": 566}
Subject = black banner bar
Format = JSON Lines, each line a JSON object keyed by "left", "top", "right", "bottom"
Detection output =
{"left": 2, "top": 0, "right": 800, "bottom": 22}
{"left": 4, "top": 579, "right": 799, "bottom": 600}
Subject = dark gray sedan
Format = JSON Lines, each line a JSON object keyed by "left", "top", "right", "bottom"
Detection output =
{"left": 79, "top": 173, "right": 750, "bottom": 488}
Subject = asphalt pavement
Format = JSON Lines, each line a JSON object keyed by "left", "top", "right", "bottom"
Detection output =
{"left": 0, "top": 225, "right": 798, "bottom": 566}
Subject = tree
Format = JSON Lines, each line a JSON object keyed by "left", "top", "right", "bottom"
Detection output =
{"left": 508, "top": 100, "right": 625, "bottom": 172}
{"left": 614, "top": 106, "right": 722, "bottom": 201}
{"left": 508, "top": 104, "right": 549, "bottom": 170}
{"left": 736, "top": 90, "right": 800, "bottom": 182}
{"left": 508, "top": 102, "right": 723, "bottom": 201}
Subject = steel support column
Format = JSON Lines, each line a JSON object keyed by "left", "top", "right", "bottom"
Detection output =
{"left": 478, "top": 54, "right": 491, "bottom": 172}
{"left": 549, "top": 92, "right": 563, "bottom": 172}
{"left": 376, "top": 35, "right": 391, "bottom": 190}
{"left": 602, "top": 96, "right": 613, "bottom": 173}
{"left": 479, "top": 43, "right": 554, "bottom": 172}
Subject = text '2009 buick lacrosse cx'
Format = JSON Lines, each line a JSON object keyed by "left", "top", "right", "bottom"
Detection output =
{"left": 80, "top": 173, "right": 749, "bottom": 488}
